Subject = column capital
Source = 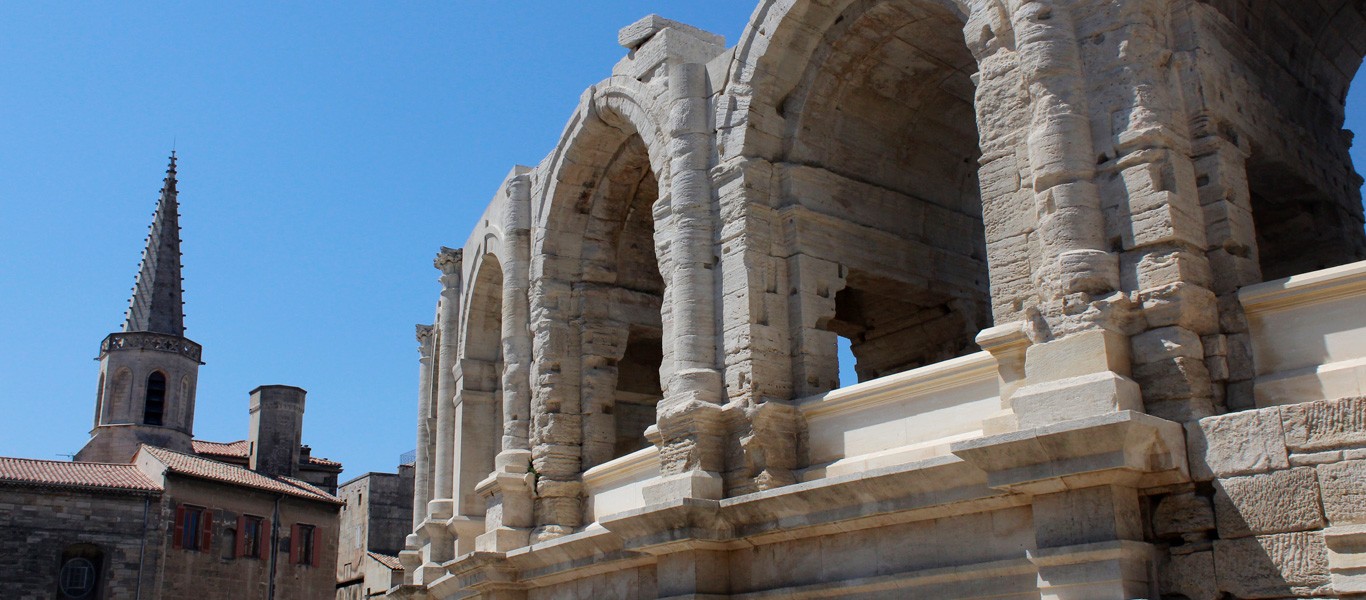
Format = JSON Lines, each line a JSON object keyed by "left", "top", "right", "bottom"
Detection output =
{"left": 435, "top": 246, "right": 464, "bottom": 277}
{"left": 416, "top": 324, "right": 435, "bottom": 356}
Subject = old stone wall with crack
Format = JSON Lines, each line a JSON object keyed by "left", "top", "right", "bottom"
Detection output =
{"left": 391, "top": 1, "right": 1366, "bottom": 598}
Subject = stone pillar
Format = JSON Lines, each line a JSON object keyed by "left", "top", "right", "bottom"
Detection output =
{"left": 413, "top": 324, "right": 435, "bottom": 530}
{"left": 648, "top": 58, "right": 727, "bottom": 501}
{"left": 429, "top": 247, "right": 464, "bottom": 564}
{"left": 477, "top": 171, "right": 537, "bottom": 552}
{"left": 1190, "top": 131, "right": 1259, "bottom": 412}
{"left": 1014, "top": 1, "right": 1120, "bottom": 318}
{"left": 499, "top": 171, "right": 534, "bottom": 456}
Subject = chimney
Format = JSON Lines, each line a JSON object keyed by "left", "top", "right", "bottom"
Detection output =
{"left": 248, "top": 385, "right": 306, "bottom": 478}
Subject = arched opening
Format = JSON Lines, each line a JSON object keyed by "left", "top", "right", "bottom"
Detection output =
{"left": 1198, "top": 0, "right": 1366, "bottom": 281}
{"left": 781, "top": 0, "right": 990, "bottom": 394}
{"left": 143, "top": 371, "right": 166, "bottom": 426}
{"left": 58, "top": 543, "right": 102, "bottom": 599}
{"left": 459, "top": 254, "right": 505, "bottom": 514}
{"left": 580, "top": 134, "right": 666, "bottom": 469}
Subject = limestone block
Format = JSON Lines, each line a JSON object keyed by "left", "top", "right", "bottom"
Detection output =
{"left": 1152, "top": 493, "right": 1214, "bottom": 541}
{"left": 1010, "top": 372, "right": 1143, "bottom": 430}
{"left": 1213, "top": 531, "right": 1332, "bottom": 598}
{"left": 1132, "top": 356, "right": 1212, "bottom": 402}
{"left": 1324, "top": 524, "right": 1366, "bottom": 594}
{"left": 1187, "top": 409, "right": 1289, "bottom": 480}
{"left": 1140, "top": 282, "right": 1219, "bottom": 335}
{"left": 1130, "top": 326, "right": 1203, "bottom": 365}
{"left": 1160, "top": 550, "right": 1218, "bottom": 600}
{"left": 1213, "top": 467, "right": 1325, "bottom": 538}
{"left": 1282, "top": 397, "right": 1366, "bottom": 453}
{"left": 1024, "top": 329, "right": 1132, "bottom": 382}
{"left": 1318, "top": 460, "right": 1366, "bottom": 526}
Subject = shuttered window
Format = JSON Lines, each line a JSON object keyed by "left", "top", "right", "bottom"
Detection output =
{"left": 173, "top": 504, "right": 213, "bottom": 552}
{"left": 290, "top": 523, "right": 319, "bottom": 566}
{"left": 236, "top": 515, "right": 267, "bottom": 559}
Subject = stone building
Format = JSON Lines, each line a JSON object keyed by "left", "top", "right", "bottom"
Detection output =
{"left": 337, "top": 463, "right": 415, "bottom": 599}
{"left": 393, "top": 1, "right": 1366, "bottom": 598}
{"left": 0, "top": 154, "right": 344, "bottom": 599}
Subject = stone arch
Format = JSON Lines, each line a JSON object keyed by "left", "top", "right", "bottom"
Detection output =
{"left": 454, "top": 251, "right": 505, "bottom": 516}
{"left": 1184, "top": 0, "right": 1366, "bottom": 281}
{"left": 528, "top": 78, "right": 674, "bottom": 536}
{"left": 109, "top": 367, "right": 132, "bottom": 423}
{"left": 727, "top": 0, "right": 1003, "bottom": 394}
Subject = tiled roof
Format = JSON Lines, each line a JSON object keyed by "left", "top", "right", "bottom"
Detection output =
{"left": 368, "top": 551, "right": 404, "bottom": 571}
{"left": 192, "top": 439, "right": 341, "bottom": 468}
{"left": 142, "top": 446, "right": 340, "bottom": 504}
{"left": 307, "top": 455, "right": 342, "bottom": 468}
{"left": 191, "top": 439, "right": 248, "bottom": 458}
{"left": 0, "top": 456, "right": 161, "bottom": 493}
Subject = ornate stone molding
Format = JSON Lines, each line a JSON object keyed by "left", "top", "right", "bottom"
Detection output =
{"left": 100, "top": 332, "right": 203, "bottom": 363}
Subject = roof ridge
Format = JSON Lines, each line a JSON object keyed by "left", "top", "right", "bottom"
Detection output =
{"left": 0, "top": 455, "right": 137, "bottom": 468}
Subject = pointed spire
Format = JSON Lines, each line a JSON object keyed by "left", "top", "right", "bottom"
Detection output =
{"left": 124, "top": 152, "right": 186, "bottom": 336}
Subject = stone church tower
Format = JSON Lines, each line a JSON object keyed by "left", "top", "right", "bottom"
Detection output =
{"left": 76, "top": 153, "right": 203, "bottom": 463}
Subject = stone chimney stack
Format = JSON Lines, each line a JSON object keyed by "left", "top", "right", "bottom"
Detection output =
{"left": 248, "top": 385, "right": 306, "bottom": 478}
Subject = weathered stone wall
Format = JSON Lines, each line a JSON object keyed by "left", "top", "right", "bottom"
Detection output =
{"left": 0, "top": 486, "right": 162, "bottom": 600}
{"left": 157, "top": 475, "right": 338, "bottom": 600}
{"left": 395, "top": 0, "right": 1366, "bottom": 597}
{"left": 1159, "top": 395, "right": 1366, "bottom": 599}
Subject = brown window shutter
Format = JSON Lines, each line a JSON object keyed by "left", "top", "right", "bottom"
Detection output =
{"left": 311, "top": 526, "right": 321, "bottom": 567}
{"left": 200, "top": 508, "right": 213, "bottom": 552}
{"left": 173, "top": 505, "right": 186, "bottom": 549}
{"left": 235, "top": 515, "right": 247, "bottom": 558}
{"left": 261, "top": 519, "right": 271, "bottom": 559}
{"left": 290, "top": 524, "right": 301, "bottom": 564}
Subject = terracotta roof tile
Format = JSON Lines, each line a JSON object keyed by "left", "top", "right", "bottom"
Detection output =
{"left": 0, "top": 456, "right": 161, "bottom": 493}
{"left": 142, "top": 446, "right": 340, "bottom": 504}
{"left": 192, "top": 439, "right": 340, "bottom": 469}
{"left": 307, "top": 455, "right": 342, "bottom": 468}
{"left": 368, "top": 551, "right": 404, "bottom": 571}
{"left": 191, "top": 439, "right": 248, "bottom": 458}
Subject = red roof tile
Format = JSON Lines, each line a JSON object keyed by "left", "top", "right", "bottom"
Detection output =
{"left": 192, "top": 439, "right": 341, "bottom": 469}
{"left": 141, "top": 446, "right": 340, "bottom": 504}
{"left": 0, "top": 456, "right": 161, "bottom": 493}
{"left": 368, "top": 551, "right": 404, "bottom": 571}
{"left": 191, "top": 439, "right": 248, "bottom": 458}
{"left": 306, "top": 455, "right": 341, "bottom": 468}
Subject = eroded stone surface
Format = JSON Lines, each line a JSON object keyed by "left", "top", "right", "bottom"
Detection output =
{"left": 1213, "top": 532, "right": 1332, "bottom": 599}
{"left": 1319, "top": 460, "right": 1366, "bottom": 526}
{"left": 1213, "top": 467, "right": 1324, "bottom": 538}
{"left": 1188, "top": 409, "right": 1290, "bottom": 480}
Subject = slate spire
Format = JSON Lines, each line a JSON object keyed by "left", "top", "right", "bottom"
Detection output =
{"left": 123, "top": 152, "right": 186, "bottom": 336}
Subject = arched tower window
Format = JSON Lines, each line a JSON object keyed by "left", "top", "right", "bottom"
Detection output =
{"left": 144, "top": 372, "right": 167, "bottom": 426}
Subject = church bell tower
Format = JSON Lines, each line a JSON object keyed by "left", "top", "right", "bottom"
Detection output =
{"left": 76, "top": 153, "right": 203, "bottom": 463}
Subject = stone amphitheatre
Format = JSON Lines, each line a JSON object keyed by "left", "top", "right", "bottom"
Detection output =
{"left": 394, "top": 1, "right": 1366, "bottom": 598}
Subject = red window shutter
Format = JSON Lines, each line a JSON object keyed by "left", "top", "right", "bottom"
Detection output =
{"left": 290, "top": 524, "right": 301, "bottom": 564}
{"left": 260, "top": 519, "right": 271, "bottom": 559}
{"left": 311, "top": 526, "right": 321, "bottom": 567}
{"left": 200, "top": 508, "right": 213, "bottom": 552}
{"left": 235, "top": 515, "right": 247, "bottom": 558}
{"left": 173, "top": 505, "right": 186, "bottom": 549}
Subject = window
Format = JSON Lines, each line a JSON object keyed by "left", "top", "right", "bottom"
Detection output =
{"left": 143, "top": 372, "right": 166, "bottom": 426}
{"left": 236, "top": 515, "right": 267, "bottom": 559}
{"left": 58, "top": 544, "right": 101, "bottom": 599}
{"left": 291, "top": 523, "right": 319, "bottom": 566}
{"left": 173, "top": 504, "right": 212, "bottom": 552}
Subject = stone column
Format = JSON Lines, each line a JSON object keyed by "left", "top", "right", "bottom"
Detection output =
{"left": 428, "top": 247, "right": 463, "bottom": 564}
{"left": 475, "top": 174, "right": 539, "bottom": 553}
{"left": 1015, "top": 1, "right": 1119, "bottom": 314}
{"left": 1002, "top": 1, "right": 1142, "bottom": 431}
{"left": 500, "top": 171, "right": 534, "bottom": 458}
{"left": 1189, "top": 129, "right": 1259, "bottom": 413}
{"left": 413, "top": 324, "right": 436, "bottom": 530}
{"left": 648, "top": 58, "right": 727, "bottom": 502}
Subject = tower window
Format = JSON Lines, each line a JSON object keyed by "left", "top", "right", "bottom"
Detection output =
{"left": 143, "top": 372, "right": 166, "bottom": 426}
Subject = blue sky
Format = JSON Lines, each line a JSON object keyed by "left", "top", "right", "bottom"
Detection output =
{"left": 1, "top": 3, "right": 1363, "bottom": 479}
